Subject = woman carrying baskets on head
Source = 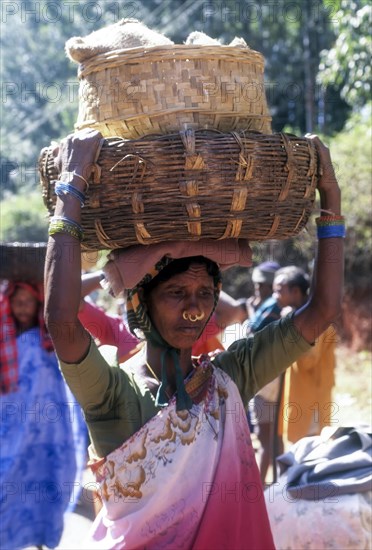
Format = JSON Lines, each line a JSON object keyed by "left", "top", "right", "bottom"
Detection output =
{"left": 44, "top": 128, "right": 344, "bottom": 549}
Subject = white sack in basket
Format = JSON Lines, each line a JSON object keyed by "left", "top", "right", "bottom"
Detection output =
{"left": 65, "top": 18, "right": 174, "bottom": 63}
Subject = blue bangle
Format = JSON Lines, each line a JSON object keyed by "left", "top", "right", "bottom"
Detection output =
{"left": 54, "top": 181, "right": 85, "bottom": 207}
{"left": 317, "top": 224, "right": 346, "bottom": 239}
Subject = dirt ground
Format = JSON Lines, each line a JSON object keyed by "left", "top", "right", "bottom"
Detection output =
{"left": 332, "top": 345, "right": 371, "bottom": 427}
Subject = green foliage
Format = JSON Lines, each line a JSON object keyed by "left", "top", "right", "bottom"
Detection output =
{"left": 0, "top": 192, "right": 48, "bottom": 242}
{"left": 318, "top": 0, "right": 371, "bottom": 109}
{"left": 328, "top": 106, "right": 372, "bottom": 291}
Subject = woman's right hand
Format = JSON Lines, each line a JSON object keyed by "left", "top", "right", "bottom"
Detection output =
{"left": 53, "top": 128, "right": 103, "bottom": 189}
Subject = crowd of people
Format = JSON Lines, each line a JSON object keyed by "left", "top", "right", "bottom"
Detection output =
{"left": 3, "top": 128, "right": 366, "bottom": 549}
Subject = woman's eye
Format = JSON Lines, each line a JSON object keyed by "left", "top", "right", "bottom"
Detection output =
{"left": 170, "top": 289, "right": 184, "bottom": 297}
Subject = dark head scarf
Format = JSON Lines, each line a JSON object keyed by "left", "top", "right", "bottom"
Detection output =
{"left": 125, "top": 255, "right": 222, "bottom": 411}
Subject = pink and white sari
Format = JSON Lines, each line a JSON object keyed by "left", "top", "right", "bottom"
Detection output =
{"left": 88, "top": 356, "right": 275, "bottom": 549}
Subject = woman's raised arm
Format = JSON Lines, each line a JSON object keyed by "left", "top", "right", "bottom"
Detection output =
{"left": 293, "top": 135, "right": 344, "bottom": 343}
{"left": 44, "top": 129, "right": 103, "bottom": 363}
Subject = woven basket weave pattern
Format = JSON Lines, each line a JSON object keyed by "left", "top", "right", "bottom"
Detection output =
{"left": 39, "top": 131, "right": 318, "bottom": 252}
{"left": 75, "top": 45, "right": 272, "bottom": 138}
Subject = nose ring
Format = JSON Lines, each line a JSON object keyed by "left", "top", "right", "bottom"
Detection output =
{"left": 182, "top": 311, "right": 205, "bottom": 322}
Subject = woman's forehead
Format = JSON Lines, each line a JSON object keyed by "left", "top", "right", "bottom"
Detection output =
{"left": 167, "top": 263, "right": 213, "bottom": 284}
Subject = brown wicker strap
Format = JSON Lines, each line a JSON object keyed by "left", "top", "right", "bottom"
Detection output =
{"left": 134, "top": 223, "right": 153, "bottom": 245}
{"left": 94, "top": 219, "right": 115, "bottom": 248}
{"left": 231, "top": 131, "right": 255, "bottom": 181}
{"left": 181, "top": 130, "right": 203, "bottom": 237}
{"left": 278, "top": 133, "right": 296, "bottom": 201}
{"left": 265, "top": 215, "right": 281, "bottom": 239}
{"left": 38, "top": 147, "right": 52, "bottom": 206}
{"left": 292, "top": 208, "right": 308, "bottom": 234}
{"left": 216, "top": 131, "right": 250, "bottom": 239}
{"left": 305, "top": 139, "right": 318, "bottom": 198}
{"left": 218, "top": 219, "right": 243, "bottom": 239}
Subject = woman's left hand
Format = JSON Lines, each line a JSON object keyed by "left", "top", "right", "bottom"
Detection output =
{"left": 306, "top": 134, "right": 340, "bottom": 196}
{"left": 306, "top": 133, "right": 341, "bottom": 215}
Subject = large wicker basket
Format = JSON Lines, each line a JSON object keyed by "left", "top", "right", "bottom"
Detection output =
{"left": 0, "top": 242, "right": 47, "bottom": 283}
{"left": 75, "top": 45, "right": 272, "bottom": 138}
{"left": 39, "top": 130, "right": 318, "bottom": 251}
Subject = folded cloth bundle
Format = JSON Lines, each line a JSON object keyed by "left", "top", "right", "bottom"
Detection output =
{"left": 103, "top": 239, "right": 252, "bottom": 296}
{"left": 276, "top": 426, "right": 372, "bottom": 500}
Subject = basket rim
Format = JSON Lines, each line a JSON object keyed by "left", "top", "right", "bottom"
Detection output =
{"left": 76, "top": 110, "right": 273, "bottom": 127}
{"left": 78, "top": 44, "right": 265, "bottom": 77}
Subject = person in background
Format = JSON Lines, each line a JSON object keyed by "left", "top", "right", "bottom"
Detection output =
{"left": 79, "top": 271, "right": 141, "bottom": 363}
{"left": 273, "top": 266, "right": 337, "bottom": 447}
{"left": 0, "top": 281, "right": 87, "bottom": 550}
{"left": 245, "top": 261, "right": 281, "bottom": 330}
{"left": 78, "top": 270, "right": 247, "bottom": 361}
{"left": 245, "top": 261, "right": 283, "bottom": 483}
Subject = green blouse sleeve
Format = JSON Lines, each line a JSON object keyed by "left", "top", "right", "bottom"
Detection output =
{"left": 58, "top": 338, "right": 132, "bottom": 418}
{"left": 214, "top": 313, "right": 312, "bottom": 407}
{"left": 58, "top": 339, "right": 157, "bottom": 457}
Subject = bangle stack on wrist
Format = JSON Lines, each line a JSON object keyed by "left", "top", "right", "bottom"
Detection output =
{"left": 55, "top": 182, "right": 86, "bottom": 207}
{"left": 54, "top": 171, "right": 90, "bottom": 208}
{"left": 316, "top": 215, "right": 345, "bottom": 239}
{"left": 48, "top": 215, "right": 84, "bottom": 241}
{"left": 59, "top": 171, "right": 89, "bottom": 192}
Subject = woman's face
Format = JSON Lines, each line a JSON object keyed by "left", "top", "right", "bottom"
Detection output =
{"left": 146, "top": 263, "right": 216, "bottom": 349}
{"left": 10, "top": 287, "right": 39, "bottom": 330}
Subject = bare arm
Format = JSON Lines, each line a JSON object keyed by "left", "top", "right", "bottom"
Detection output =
{"left": 81, "top": 270, "right": 103, "bottom": 298}
{"left": 79, "top": 270, "right": 104, "bottom": 311}
{"left": 214, "top": 290, "right": 248, "bottom": 329}
{"left": 44, "top": 129, "right": 103, "bottom": 363}
{"left": 293, "top": 136, "right": 344, "bottom": 343}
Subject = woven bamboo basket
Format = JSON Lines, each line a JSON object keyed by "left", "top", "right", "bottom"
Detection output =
{"left": 75, "top": 45, "right": 272, "bottom": 138}
{"left": 39, "top": 130, "right": 318, "bottom": 252}
{"left": 0, "top": 242, "right": 47, "bottom": 283}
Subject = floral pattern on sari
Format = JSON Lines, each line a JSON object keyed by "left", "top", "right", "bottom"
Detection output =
{"left": 88, "top": 355, "right": 275, "bottom": 550}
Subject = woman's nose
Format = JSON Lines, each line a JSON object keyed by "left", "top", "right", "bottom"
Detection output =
{"left": 185, "top": 295, "right": 202, "bottom": 312}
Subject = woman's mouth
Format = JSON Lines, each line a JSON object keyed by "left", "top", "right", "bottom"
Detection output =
{"left": 178, "top": 324, "right": 202, "bottom": 334}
